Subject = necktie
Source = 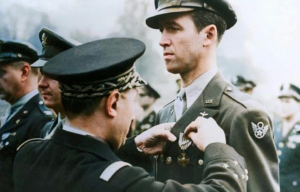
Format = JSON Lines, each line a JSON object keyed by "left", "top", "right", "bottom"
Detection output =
{"left": 5, "top": 106, "right": 17, "bottom": 123}
{"left": 174, "top": 89, "right": 187, "bottom": 120}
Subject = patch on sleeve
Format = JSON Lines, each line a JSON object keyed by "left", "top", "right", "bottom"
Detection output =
{"left": 251, "top": 122, "right": 269, "bottom": 139}
{"left": 100, "top": 161, "right": 131, "bottom": 182}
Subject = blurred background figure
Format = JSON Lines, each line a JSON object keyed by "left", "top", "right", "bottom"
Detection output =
{"left": 274, "top": 83, "right": 300, "bottom": 192}
{"left": 0, "top": 40, "right": 52, "bottom": 192}
{"left": 231, "top": 75, "right": 256, "bottom": 95}
{"left": 0, "top": 39, "right": 10, "bottom": 116}
{"left": 32, "top": 28, "right": 81, "bottom": 138}
{"left": 133, "top": 84, "right": 160, "bottom": 136}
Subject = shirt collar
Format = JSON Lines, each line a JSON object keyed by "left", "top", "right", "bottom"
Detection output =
{"left": 11, "top": 89, "right": 39, "bottom": 109}
{"left": 184, "top": 66, "right": 218, "bottom": 108}
{"left": 63, "top": 124, "right": 95, "bottom": 137}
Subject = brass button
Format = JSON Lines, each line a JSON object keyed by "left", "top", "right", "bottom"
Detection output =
{"left": 198, "top": 159, "right": 204, "bottom": 166}
{"left": 23, "top": 110, "right": 28, "bottom": 114}
{"left": 166, "top": 157, "right": 172, "bottom": 164}
{"left": 39, "top": 101, "right": 44, "bottom": 105}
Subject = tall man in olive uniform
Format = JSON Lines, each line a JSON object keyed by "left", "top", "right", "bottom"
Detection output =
{"left": 14, "top": 38, "right": 247, "bottom": 192}
{"left": 144, "top": 0, "right": 279, "bottom": 191}
{"left": 0, "top": 41, "right": 52, "bottom": 192}
{"left": 275, "top": 83, "right": 300, "bottom": 192}
{"left": 31, "top": 28, "right": 81, "bottom": 138}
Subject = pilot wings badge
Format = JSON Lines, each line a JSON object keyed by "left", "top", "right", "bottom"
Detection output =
{"left": 251, "top": 122, "right": 269, "bottom": 139}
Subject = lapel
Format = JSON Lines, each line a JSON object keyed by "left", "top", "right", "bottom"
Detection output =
{"left": 52, "top": 125, "right": 119, "bottom": 162}
{"left": 165, "top": 72, "right": 228, "bottom": 151}
{"left": 0, "top": 94, "right": 40, "bottom": 135}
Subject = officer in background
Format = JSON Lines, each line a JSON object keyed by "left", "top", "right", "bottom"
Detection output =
{"left": 274, "top": 83, "right": 300, "bottom": 192}
{"left": 143, "top": 0, "right": 279, "bottom": 191}
{"left": 31, "top": 28, "right": 81, "bottom": 138}
{"left": 0, "top": 39, "right": 10, "bottom": 116}
{"left": 14, "top": 38, "right": 247, "bottom": 192}
{"left": 0, "top": 41, "right": 53, "bottom": 192}
{"left": 134, "top": 84, "right": 160, "bottom": 135}
{"left": 232, "top": 75, "right": 256, "bottom": 95}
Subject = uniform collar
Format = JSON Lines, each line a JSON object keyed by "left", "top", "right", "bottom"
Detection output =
{"left": 52, "top": 125, "right": 117, "bottom": 161}
{"left": 184, "top": 66, "right": 218, "bottom": 108}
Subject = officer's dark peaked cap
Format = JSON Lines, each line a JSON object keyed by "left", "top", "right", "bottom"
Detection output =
{"left": 144, "top": 84, "right": 161, "bottom": 99}
{"left": 42, "top": 38, "right": 147, "bottom": 98}
{"left": 232, "top": 75, "right": 256, "bottom": 88}
{"left": 0, "top": 41, "right": 39, "bottom": 64}
{"left": 32, "top": 28, "right": 82, "bottom": 68}
{"left": 146, "top": 0, "right": 237, "bottom": 30}
{"left": 278, "top": 83, "right": 300, "bottom": 101}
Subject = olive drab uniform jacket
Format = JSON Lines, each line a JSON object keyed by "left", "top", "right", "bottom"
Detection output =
{"left": 274, "top": 121, "right": 300, "bottom": 192}
{"left": 14, "top": 125, "right": 247, "bottom": 192}
{"left": 154, "top": 72, "right": 279, "bottom": 192}
{"left": 0, "top": 94, "right": 53, "bottom": 192}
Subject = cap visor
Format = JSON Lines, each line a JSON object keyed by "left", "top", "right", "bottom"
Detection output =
{"left": 31, "top": 59, "right": 47, "bottom": 68}
{"left": 146, "top": 8, "right": 194, "bottom": 29}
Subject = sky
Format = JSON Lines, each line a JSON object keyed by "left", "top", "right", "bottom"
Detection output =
{"left": 1, "top": 0, "right": 300, "bottom": 112}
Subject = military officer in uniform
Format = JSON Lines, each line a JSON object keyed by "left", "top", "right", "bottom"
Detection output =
{"left": 231, "top": 75, "right": 256, "bottom": 95}
{"left": 142, "top": 0, "right": 279, "bottom": 191}
{"left": 0, "top": 39, "right": 10, "bottom": 116}
{"left": 134, "top": 84, "right": 160, "bottom": 135}
{"left": 31, "top": 28, "right": 81, "bottom": 138}
{"left": 274, "top": 83, "right": 300, "bottom": 192}
{"left": 14, "top": 38, "right": 247, "bottom": 192}
{"left": 0, "top": 41, "right": 53, "bottom": 192}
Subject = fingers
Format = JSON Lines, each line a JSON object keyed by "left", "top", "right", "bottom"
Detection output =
{"left": 184, "top": 116, "right": 205, "bottom": 138}
{"left": 153, "top": 129, "right": 177, "bottom": 142}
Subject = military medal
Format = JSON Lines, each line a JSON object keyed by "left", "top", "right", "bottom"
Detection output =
{"left": 178, "top": 133, "right": 191, "bottom": 167}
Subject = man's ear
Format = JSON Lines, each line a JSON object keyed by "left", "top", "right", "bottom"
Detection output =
{"left": 203, "top": 24, "right": 218, "bottom": 47}
{"left": 20, "top": 63, "right": 31, "bottom": 82}
{"left": 106, "top": 89, "right": 120, "bottom": 117}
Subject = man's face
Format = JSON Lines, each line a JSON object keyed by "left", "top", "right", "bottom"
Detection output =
{"left": 38, "top": 73, "right": 62, "bottom": 111}
{"left": 159, "top": 13, "right": 205, "bottom": 75}
{"left": 138, "top": 87, "right": 155, "bottom": 110}
{"left": 0, "top": 64, "right": 22, "bottom": 104}
{"left": 278, "top": 97, "right": 300, "bottom": 119}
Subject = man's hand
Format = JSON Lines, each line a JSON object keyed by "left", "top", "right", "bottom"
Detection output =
{"left": 184, "top": 117, "right": 226, "bottom": 151}
{"left": 134, "top": 123, "right": 176, "bottom": 155}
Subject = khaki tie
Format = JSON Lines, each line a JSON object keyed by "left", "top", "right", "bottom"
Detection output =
{"left": 174, "top": 89, "right": 187, "bottom": 121}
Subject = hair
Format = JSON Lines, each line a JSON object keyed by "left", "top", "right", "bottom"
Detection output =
{"left": 61, "top": 95, "right": 104, "bottom": 119}
{"left": 6, "top": 61, "right": 39, "bottom": 76}
{"left": 189, "top": 10, "right": 227, "bottom": 42}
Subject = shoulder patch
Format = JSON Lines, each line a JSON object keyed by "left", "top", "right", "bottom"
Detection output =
{"left": 100, "top": 161, "right": 131, "bottom": 182}
{"left": 17, "top": 138, "right": 44, "bottom": 151}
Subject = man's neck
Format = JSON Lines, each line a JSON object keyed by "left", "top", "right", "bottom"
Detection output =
{"left": 181, "top": 50, "right": 217, "bottom": 87}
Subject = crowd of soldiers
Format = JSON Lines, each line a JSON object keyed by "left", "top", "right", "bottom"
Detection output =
{"left": 0, "top": 0, "right": 299, "bottom": 192}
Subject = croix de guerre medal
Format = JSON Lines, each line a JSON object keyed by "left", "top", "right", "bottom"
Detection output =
{"left": 178, "top": 133, "right": 192, "bottom": 167}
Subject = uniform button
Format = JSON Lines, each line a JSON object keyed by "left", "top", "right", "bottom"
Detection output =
{"left": 166, "top": 157, "right": 172, "bottom": 164}
{"left": 227, "top": 86, "right": 233, "bottom": 91}
{"left": 5, "top": 141, "right": 9, "bottom": 146}
{"left": 39, "top": 101, "right": 44, "bottom": 105}
{"left": 278, "top": 142, "right": 284, "bottom": 148}
{"left": 293, "top": 181, "right": 298, "bottom": 186}
{"left": 198, "top": 159, "right": 204, "bottom": 166}
{"left": 17, "top": 53, "right": 22, "bottom": 58}
{"left": 23, "top": 110, "right": 28, "bottom": 114}
{"left": 277, "top": 150, "right": 282, "bottom": 156}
